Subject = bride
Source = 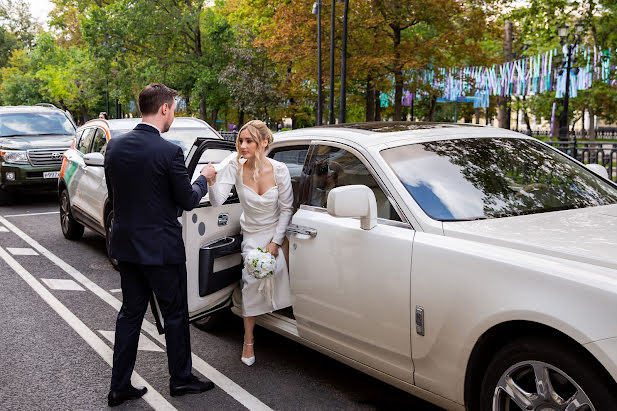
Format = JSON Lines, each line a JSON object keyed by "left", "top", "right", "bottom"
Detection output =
{"left": 206, "top": 120, "right": 293, "bottom": 366}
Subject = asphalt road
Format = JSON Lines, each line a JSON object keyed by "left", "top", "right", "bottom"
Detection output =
{"left": 0, "top": 193, "right": 443, "bottom": 411}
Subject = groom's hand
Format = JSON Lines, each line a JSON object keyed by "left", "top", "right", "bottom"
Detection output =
{"left": 200, "top": 163, "right": 217, "bottom": 182}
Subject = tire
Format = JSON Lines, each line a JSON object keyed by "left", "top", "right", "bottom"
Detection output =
{"left": 192, "top": 309, "right": 229, "bottom": 332}
{"left": 0, "top": 186, "right": 12, "bottom": 205}
{"left": 60, "top": 189, "right": 84, "bottom": 240}
{"left": 479, "top": 336, "right": 617, "bottom": 411}
{"left": 105, "top": 210, "right": 119, "bottom": 271}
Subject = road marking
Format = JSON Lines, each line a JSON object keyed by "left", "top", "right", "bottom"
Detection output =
{"left": 98, "top": 330, "right": 164, "bottom": 352}
{"left": 4, "top": 211, "right": 60, "bottom": 218}
{"left": 110, "top": 288, "right": 122, "bottom": 293}
{"left": 0, "top": 215, "right": 272, "bottom": 411}
{"left": 0, "top": 226, "right": 8, "bottom": 232}
{"left": 41, "top": 278, "right": 85, "bottom": 291}
{"left": 7, "top": 247, "right": 38, "bottom": 256}
{"left": 0, "top": 246, "right": 176, "bottom": 411}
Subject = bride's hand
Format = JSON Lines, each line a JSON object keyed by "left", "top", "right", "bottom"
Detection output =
{"left": 265, "top": 242, "right": 279, "bottom": 257}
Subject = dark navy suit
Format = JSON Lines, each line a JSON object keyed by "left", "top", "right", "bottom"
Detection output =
{"left": 104, "top": 123, "right": 208, "bottom": 390}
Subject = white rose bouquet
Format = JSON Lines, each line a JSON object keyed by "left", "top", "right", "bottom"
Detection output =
{"left": 245, "top": 248, "right": 276, "bottom": 280}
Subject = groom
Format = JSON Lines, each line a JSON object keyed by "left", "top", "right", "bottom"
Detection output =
{"left": 104, "top": 83, "right": 217, "bottom": 407}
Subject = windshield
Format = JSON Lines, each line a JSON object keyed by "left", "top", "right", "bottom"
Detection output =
{"left": 111, "top": 127, "right": 210, "bottom": 157}
{"left": 381, "top": 138, "right": 617, "bottom": 221}
{"left": 0, "top": 112, "right": 75, "bottom": 137}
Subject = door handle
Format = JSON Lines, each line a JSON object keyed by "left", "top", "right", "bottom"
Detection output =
{"left": 287, "top": 224, "right": 317, "bottom": 238}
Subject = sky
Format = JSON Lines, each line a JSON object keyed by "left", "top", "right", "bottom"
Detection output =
{"left": 27, "top": 0, "right": 54, "bottom": 26}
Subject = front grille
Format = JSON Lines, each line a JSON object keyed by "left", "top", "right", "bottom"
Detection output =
{"left": 27, "top": 149, "right": 67, "bottom": 167}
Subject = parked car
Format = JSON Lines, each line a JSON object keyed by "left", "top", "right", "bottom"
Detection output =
{"left": 58, "top": 117, "right": 223, "bottom": 268}
{"left": 81, "top": 121, "right": 617, "bottom": 410}
{"left": 0, "top": 104, "right": 76, "bottom": 204}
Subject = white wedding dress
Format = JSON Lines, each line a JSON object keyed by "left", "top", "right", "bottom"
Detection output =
{"left": 208, "top": 156, "right": 294, "bottom": 316}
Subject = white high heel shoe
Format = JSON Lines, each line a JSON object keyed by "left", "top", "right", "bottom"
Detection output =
{"left": 241, "top": 343, "right": 255, "bottom": 366}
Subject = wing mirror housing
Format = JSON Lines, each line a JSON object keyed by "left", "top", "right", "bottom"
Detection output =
{"left": 586, "top": 163, "right": 609, "bottom": 180}
{"left": 83, "top": 152, "right": 104, "bottom": 167}
{"left": 327, "top": 185, "right": 377, "bottom": 230}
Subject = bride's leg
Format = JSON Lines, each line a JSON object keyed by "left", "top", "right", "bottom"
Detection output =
{"left": 242, "top": 316, "right": 256, "bottom": 358}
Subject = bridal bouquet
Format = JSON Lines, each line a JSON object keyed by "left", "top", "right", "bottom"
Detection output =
{"left": 245, "top": 248, "right": 276, "bottom": 279}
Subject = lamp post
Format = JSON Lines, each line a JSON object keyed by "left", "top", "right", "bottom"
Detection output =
{"left": 339, "top": 0, "right": 349, "bottom": 124}
{"left": 312, "top": 1, "right": 323, "bottom": 126}
{"left": 557, "top": 22, "right": 585, "bottom": 148}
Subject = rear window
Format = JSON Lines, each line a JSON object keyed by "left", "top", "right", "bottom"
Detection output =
{"left": 0, "top": 112, "right": 75, "bottom": 137}
{"left": 111, "top": 127, "right": 216, "bottom": 157}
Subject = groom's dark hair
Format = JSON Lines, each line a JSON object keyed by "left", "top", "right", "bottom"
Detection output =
{"left": 138, "top": 83, "right": 178, "bottom": 116}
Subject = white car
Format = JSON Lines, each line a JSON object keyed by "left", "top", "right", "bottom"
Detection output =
{"left": 58, "top": 117, "right": 223, "bottom": 267}
{"left": 87, "top": 122, "right": 617, "bottom": 410}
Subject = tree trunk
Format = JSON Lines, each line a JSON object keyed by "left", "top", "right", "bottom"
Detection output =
{"left": 199, "top": 100, "right": 207, "bottom": 121}
{"left": 522, "top": 96, "right": 532, "bottom": 132}
{"left": 588, "top": 107, "right": 596, "bottom": 141}
{"left": 475, "top": 108, "right": 480, "bottom": 124}
{"left": 498, "top": 20, "right": 513, "bottom": 129}
{"left": 427, "top": 95, "right": 437, "bottom": 121}
{"left": 210, "top": 108, "right": 219, "bottom": 129}
{"left": 366, "top": 75, "right": 375, "bottom": 122}
{"left": 238, "top": 110, "right": 245, "bottom": 127}
{"left": 375, "top": 90, "right": 381, "bottom": 122}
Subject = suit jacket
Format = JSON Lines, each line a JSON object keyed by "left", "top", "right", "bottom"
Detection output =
{"left": 104, "top": 123, "right": 208, "bottom": 265}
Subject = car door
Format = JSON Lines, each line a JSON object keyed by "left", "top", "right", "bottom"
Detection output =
{"left": 288, "top": 142, "right": 415, "bottom": 384}
{"left": 146, "top": 138, "right": 244, "bottom": 330}
{"left": 78, "top": 127, "right": 108, "bottom": 228}
{"left": 66, "top": 127, "right": 96, "bottom": 214}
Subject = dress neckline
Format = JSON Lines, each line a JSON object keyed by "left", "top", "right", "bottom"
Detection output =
{"left": 241, "top": 159, "right": 278, "bottom": 197}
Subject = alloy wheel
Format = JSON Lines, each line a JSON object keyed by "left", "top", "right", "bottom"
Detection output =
{"left": 493, "top": 360, "right": 595, "bottom": 411}
{"left": 60, "top": 192, "right": 70, "bottom": 234}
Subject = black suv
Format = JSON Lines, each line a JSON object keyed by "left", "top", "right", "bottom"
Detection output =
{"left": 0, "top": 104, "right": 76, "bottom": 204}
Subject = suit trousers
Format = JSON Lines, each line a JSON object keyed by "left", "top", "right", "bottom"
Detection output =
{"left": 110, "top": 262, "right": 192, "bottom": 390}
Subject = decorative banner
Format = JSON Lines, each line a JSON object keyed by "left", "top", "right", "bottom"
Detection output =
{"left": 399, "top": 45, "right": 615, "bottom": 108}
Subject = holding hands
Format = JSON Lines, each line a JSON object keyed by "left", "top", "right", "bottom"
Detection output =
{"left": 200, "top": 163, "right": 217, "bottom": 184}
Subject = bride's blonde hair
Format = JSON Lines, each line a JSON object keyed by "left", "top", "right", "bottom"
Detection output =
{"left": 236, "top": 120, "right": 274, "bottom": 182}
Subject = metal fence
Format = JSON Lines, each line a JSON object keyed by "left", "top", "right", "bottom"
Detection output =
{"left": 531, "top": 128, "right": 617, "bottom": 139}
{"left": 544, "top": 140, "right": 617, "bottom": 181}
{"left": 219, "top": 131, "right": 238, "bottom": 142}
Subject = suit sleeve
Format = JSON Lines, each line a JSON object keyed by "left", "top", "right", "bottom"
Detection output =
{"left": 169, "top": 146, "right": 208, "bottom": 211}
{"left": 103, "top": 140, "right": 113, "bottom": 203}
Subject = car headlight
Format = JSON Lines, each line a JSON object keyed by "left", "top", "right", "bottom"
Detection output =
{"left": 0, "top": 150, "right": 29, "bottom": 164}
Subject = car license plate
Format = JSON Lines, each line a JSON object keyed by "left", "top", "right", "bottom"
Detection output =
{"left": 43, "top": 171, "right": 60, "bottom": 179}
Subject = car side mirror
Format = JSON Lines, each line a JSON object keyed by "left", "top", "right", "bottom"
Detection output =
{"left": 84, "top": 152, "right": 104, "bottom": 167}
{"left": 327, "top": 185, "right": 377, "bottom": 230}
{"left": 586, "top": 163, "right": 609, "bottom": 180}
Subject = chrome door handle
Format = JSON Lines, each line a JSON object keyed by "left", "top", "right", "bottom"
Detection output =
{"left": 287, "top": 224, "right": 317, "bottom": 238}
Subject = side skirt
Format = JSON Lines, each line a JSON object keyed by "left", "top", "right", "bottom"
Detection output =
{"left": 230, "top": 306, "right": 464, "bottom": 411}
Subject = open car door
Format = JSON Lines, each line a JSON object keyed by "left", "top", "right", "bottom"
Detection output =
{"left": 151, "top": 138, "right": 242, "bottom": 333}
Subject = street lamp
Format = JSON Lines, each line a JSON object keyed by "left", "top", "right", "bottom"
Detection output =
{"left": 328, "top": 0, "right": 345, "bottom": 125}
{"left": 339, "top": 0, "right": 349, "bottom": 124}
{"left": 312, "top": 1, "right": 323, "bottom": 126}
{"left": 557, "top": 22, "right": 585, "bottom": 147}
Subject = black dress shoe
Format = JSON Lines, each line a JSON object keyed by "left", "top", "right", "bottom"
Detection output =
{"left": 170, "top": 376, "right": 215, "bottom": 397}
{"left": 108, "top": 385, "right": 148, "bottom": 407}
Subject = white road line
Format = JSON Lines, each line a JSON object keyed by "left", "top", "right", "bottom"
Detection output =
{"left": 98, "top": 330, "right": 164, "bottom": 352}
{"left": 0, "top": 215, "right": 272, "bottom": 411}
{"left": 41, "top": 278, "right": 85, "bottom": 291}
{"left": 7, "top": 247, "right": 39, "bottom": 256}
{"left": 0, "top": 246, "right": 176, "bottom": 411}
{"left": 4, "top": 211, "right": 60, "bottom": 218}
{"left": 110, "top": 289, "right": 122, "bottom": 293}
{"left": 0, "top": 226, "right": 8, "bottom": 232}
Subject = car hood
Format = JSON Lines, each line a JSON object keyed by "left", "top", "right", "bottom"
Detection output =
{"left": 442, "top": 204, "right": 617, "bottom": 270}
{"left": 0, "top": 135, "right": 74, "bottom": 150}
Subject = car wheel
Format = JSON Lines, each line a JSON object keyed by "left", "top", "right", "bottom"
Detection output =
{"left": 105, "top": 210, "right": 119, "bottom": 271}
{"left": 480, "top": 336, "right": 617, "bottom": 411}
{"left": 192, "top": 309, "right": 229, "bottom": 332}
{"left": 60, "top": 189, "right": 84, "bottom": 240}
{"left": 0, "top": 187, "right": 13, "bottom": 205}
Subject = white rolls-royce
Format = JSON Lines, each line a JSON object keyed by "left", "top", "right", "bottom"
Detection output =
{"left": 156, "top": 122, "right": 617, "bottom": 410}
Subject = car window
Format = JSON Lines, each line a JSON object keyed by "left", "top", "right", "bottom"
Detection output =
{"left": 90, "top": 128, "right": 107, "bottom": 154}
{"left": 381, "top": 138, "right": 617, "bottom": 221}
{"left": 111, "top": 127, "right": 216, "bottom": 157}
{"left": 270, "top": 146, "right": 310, "bottom": 209}
{"left": 77, "top": 128, "right": 95, "bottom": 155}
{"left": 301, "top": 145, "right": 402, "bottom": 221}
{"left": 0, "top": 112, "right": 75, "bottom": 137}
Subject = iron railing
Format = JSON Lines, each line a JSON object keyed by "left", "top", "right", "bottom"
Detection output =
{"left": 544, "top": 140, "right": 617, "bottom": 181}
{"left": 219, "top": 131, "right": 238, "bottom": 142}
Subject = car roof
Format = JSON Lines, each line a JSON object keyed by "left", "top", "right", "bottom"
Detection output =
{"left": 78, "top": 117, "right": 216, "bottom": 132}
{"left": 0, "top": 105, "right": 67, "bottom": 114}
{"left": 275, "top": 121, "right": 528, "bottom": 148}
